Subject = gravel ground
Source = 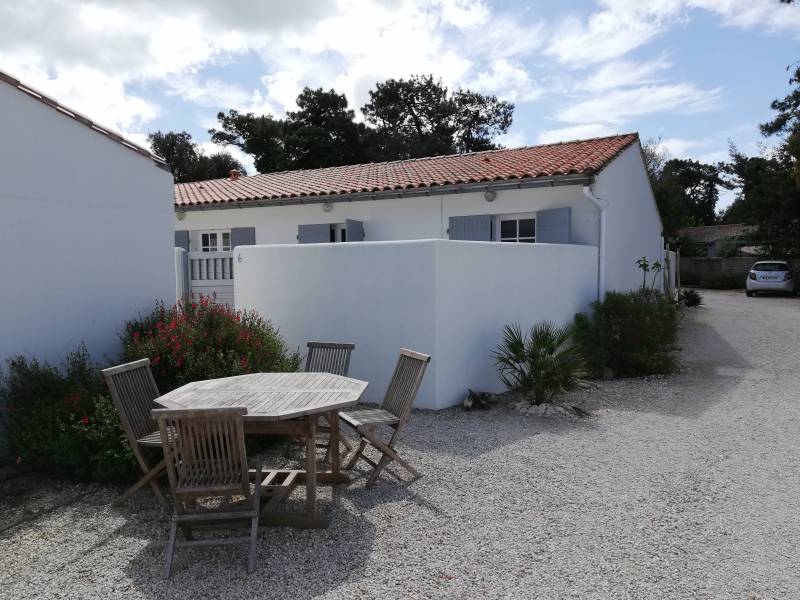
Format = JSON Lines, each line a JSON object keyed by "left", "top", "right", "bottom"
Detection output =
{"left": 2, "top": 290, "right": 799, "bottom": 599}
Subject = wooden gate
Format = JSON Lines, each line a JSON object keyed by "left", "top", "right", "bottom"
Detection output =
{"left": 186, "top": 251, "right": 234, "bottom": 305}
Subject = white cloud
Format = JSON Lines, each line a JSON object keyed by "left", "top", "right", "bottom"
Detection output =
{"left": 469, "top": 59, "right": 542, "bottom": 102}
{"left": 537, "top": 123, "right": 616, "bottom": 144}
{"left": 556, "top": 83, "right": 724, "bottom": 126}
{"left": 584, "top": 54, "right": 672, "bottom": 92}
{"left": 495, "top": 129, "right": 529, "bottom": 148}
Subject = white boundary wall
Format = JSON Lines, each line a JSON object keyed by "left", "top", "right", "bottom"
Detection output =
{"left": 235, "top": 240, "right": 598, "bottom": 409}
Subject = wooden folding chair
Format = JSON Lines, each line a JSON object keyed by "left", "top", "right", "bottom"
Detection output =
{"left": 152, "top": 407, "right": 262, "bottom": 578}
{"left": 288, "top": 342, "right": 356, "bottom": 460}
{"left": 101, "top": 359, "right": 168, "bottom": 507}
{"left": 341, "top": 348, "right": 430, "bottom": 487}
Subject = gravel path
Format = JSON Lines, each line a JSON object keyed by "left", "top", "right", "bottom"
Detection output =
{"left": 2, "top": 290, "right": 799, "bottom": 599}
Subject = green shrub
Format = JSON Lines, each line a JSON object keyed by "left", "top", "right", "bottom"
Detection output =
{"left": 122, "top": 297, "right": 301, "bottom": 393}
{"left": 700, "top": 274, "right": 745, "bottom": 289}
{"left": 493, "top": 321, "right": 587, "bottom": 405}
{"left": 716, "top": 238, "right": 739, "bottom": 258}
{"left": 1, "top": 348, "right": 135, "bottom": 481}
{"left": 574, "top": 289, "right": 679, "bottom": 378}
{"left": 680, "top": 289, "right": 703, "bottom": 307}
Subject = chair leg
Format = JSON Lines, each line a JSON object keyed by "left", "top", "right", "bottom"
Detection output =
{"left": 247, "top": 515, "right": 259, "bottom": 573}
{"left": 164, "top": 521, "right": 177, "bottom": 579}
{"left": 365, "top": 453, "right": 393, "bottom": 488}
{"left": 180, "top": 525, "right": 193, "bottom": 541}
{"left": 114, "top": 459, "right": 167, "bottom": 507}
{"left": 345, "top": 439, "right": 367, "bottom": 470}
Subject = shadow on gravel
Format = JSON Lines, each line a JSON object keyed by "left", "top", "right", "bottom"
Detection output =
{"left": 123, "top": 497, "right": 376, "bottom": 600}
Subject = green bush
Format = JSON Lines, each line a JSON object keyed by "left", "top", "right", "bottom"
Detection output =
{"left": 574, "top": 289, "right": 679, "bottom": 378}
{"left": 122, "top": 297, "right": 301, "bottom": 393}
{"left": 1, "top": 348, "right": 135, "bottom": 481}
{"left": 680, "top": 289, "right": 704, "bottom": 307}
{"left": 493, "top": 321, "right": 587, "bottom": 405}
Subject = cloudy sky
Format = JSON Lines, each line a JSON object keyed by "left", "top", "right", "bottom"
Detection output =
{"left": 2, "top": 0, "right": 798, "bottom": 206}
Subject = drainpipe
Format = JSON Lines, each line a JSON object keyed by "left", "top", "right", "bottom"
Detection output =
{"left": 582, "top": 185, "right": 608, "bottom": 300}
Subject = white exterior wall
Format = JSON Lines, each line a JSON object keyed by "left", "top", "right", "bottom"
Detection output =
{"left": 592, "top": 143, "right": 664, "bottom": 292}
{"left": 0, "top": 83, "right": 174, "bottom": 368}
{"left": 176, "top": 185, "right": 599, "bottom": 249}
{"left": 235, "top": 240, "right": 598, "bottom": 409}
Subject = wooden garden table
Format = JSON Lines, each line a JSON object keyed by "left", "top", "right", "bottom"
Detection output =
{"left": 155, "top": 372, "right": 368, "bottom": 528}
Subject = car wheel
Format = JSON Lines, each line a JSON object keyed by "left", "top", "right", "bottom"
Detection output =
{"left": 746, "top": 290, "right": 754, "bottom": 297}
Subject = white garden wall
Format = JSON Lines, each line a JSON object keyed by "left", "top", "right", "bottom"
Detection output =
{"left": 0, "top": 82, "right": 174, "bottom": 369}
{"left": 234, "top": 240, "right": 597, "bottom": 409}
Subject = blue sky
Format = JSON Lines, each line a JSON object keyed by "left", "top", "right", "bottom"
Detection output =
{"left": 1, "top": 1, "right": 799, "bottom": 207}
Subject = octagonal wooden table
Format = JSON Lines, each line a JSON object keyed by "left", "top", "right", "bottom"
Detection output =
{"left": 155, "top": 372, "right": 368, "bottom": 528}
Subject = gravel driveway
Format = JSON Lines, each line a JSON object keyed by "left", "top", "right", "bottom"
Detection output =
{"left": 2, "top": 290, "right": 799, "bottom": 599}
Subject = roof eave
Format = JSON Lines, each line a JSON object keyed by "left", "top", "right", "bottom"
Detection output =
{"left": 174, "top": 173, "right": 595, "bottom": 212}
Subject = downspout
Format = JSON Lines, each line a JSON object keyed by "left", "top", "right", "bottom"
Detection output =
{"left": 582, "top": 185, "right": 608, "bottom": 300}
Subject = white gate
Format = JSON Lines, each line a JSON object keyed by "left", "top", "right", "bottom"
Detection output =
{"left": 176, "top": 251, "right": 235, "bottom": 305}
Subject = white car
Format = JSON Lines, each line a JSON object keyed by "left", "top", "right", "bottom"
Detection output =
{"left": 746, "top": 261, "right": 796, "bottom": 297}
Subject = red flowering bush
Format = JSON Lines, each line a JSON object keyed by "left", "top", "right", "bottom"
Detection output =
{"left": 122, "top": 297, "right": 300, "bottom": 393}
{"left": 1, "top": 347, "right": 135, "bottom": 481}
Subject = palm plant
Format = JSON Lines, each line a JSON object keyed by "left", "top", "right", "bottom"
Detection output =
{"left": 494, "top": 321, "right": 587, "bottom": 405}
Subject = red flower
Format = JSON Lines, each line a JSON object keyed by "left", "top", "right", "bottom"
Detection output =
{"left": 132, "top": 331, "right": 140, "bottom": 341}
{"left": 152, "top": 356, "right": 161, "bottom": 365}
{"left": 80, "top": 415, "right": 90, "bottom": 425}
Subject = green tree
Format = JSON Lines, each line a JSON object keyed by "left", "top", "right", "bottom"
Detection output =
{"left": 723, "top": 148, "right": 799, "bottom": 256}
{"left": 760, "top": 65, "right": 800, "bottom": 187}
{"left": 210, "top": 75, "right": 515, "bottom": 172}
{"left": 148, "top": 130, "right": 246, "bottom": 183}
{"left": 647, "top": 156, "right": 728, "bottom": 237}
{"left": 362, "top": 75, "right": 513, "bottom": 159}
{"left": 211, "top": 88, "right": 370, "bottom": 173}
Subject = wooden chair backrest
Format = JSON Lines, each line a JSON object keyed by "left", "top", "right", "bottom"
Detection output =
{"left": 305, "top": 342, "right": 355, "bottom": 376}
{"left": 151, "top": 407, "right": 250, "bottom": 503}
{"left": 102, "top": 359, "right": 161, "bottom": 443}
{"left": 381, "top": 349, "right": 431, "bottom": 422}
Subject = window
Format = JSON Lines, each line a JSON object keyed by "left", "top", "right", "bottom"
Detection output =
{"left": 200, "top": 230, "right": 231, "bottom": 252}
{"left": 496, "top": 213, "right": 536, "bottom": 243}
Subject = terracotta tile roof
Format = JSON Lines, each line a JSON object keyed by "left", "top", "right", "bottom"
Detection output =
{"left": 174, "top": 133, "right": 639, "bottom": 208}
{"left": 679, "top": 224, "right": 756, "bottom": 243}
{"left": 0, "top": 69, "right": 167, "bottom": 170}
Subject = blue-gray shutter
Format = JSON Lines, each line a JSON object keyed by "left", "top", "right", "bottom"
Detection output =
{"left": 448, "top": 215, "right": 494, "bottom": 241}
{"left": 175, "top": 230, "right": 190, "bottom": 250}
{"left": 536, "top": 207, "right": 571, "bottom": 243}
{"left": 230, "top": 226, "right": 256, "bottom": 248}
{"left": 345, "top": 219, "right": 365, "bottom": 242}
{"left": 298, "top": 224, "right": 330, "bottom": 243}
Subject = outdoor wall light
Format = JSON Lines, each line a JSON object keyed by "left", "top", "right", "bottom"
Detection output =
{"left": 322, "top": 201, "right": 333, "bottom": 213}
{"left": 176, "top": 210, "right": 186, "bottom": 220}
{"left": 484, "top": 189, "right": 497, "bottom": 203}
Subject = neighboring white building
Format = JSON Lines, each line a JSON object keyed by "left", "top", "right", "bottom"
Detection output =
{"left": 0, "top": 70, "right": 175, "bottom": 368}
{"left": 174, "top": 133, "right": 664, "bottom": 297}
{"left": 172, "top": 133, "right": 665, "bottom": 409}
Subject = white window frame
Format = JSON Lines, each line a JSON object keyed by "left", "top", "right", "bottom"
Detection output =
{"left": 199, "top": 229, "right": 232, "bottom": 252}
{"left": 495, "top": 212, "right": 537, "bottom": 243}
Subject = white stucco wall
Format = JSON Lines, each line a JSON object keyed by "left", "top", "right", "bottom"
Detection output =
{"left": 592, "top": 143, "right": 664, "bottom": 292}
{"left": 176, "top": 185, "right": 600, "bottom": 249}
{"left": 0, "top": 82, "right": 174, "bottom": 368}
{"left": 234, "top": 240, "right": 598, "bottom": 409}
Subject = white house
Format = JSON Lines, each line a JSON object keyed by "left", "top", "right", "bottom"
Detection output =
{"left": 172, "top": 133, "right": 664, "bottom": 409}
{"left": 0, "top": 70, "right": 175, "bottom": 368}
{"left": 174, "top": 133, "right": 663, "bottom": 296}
